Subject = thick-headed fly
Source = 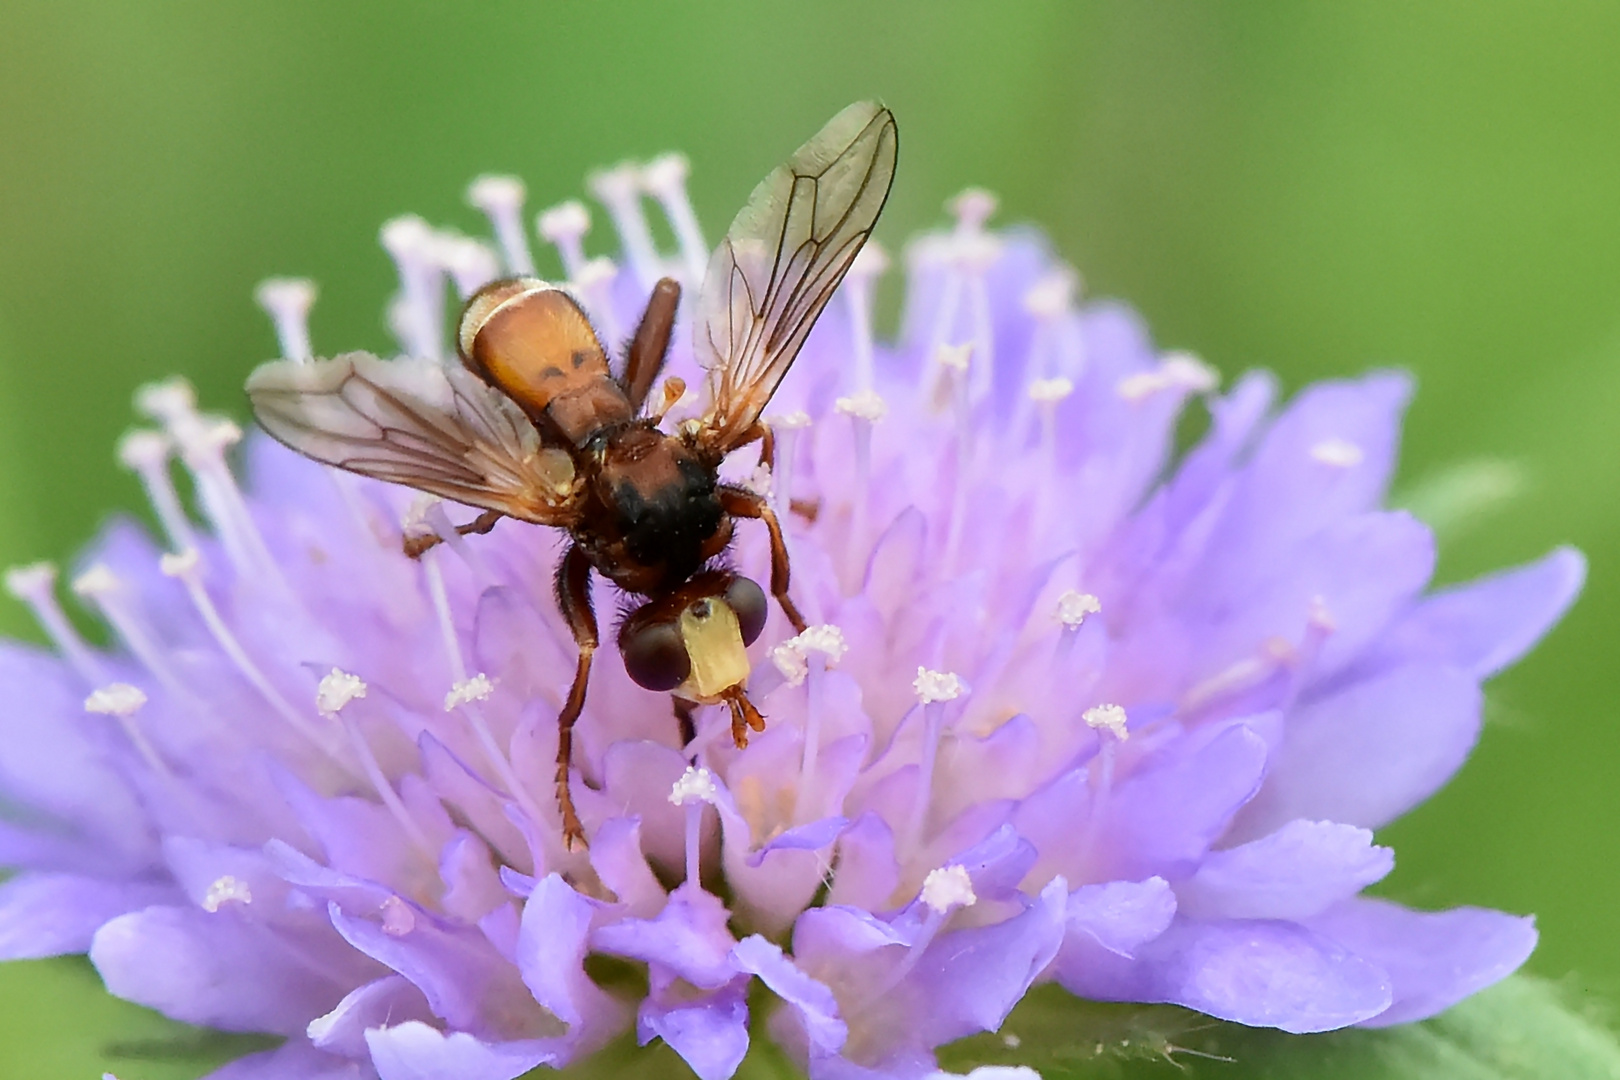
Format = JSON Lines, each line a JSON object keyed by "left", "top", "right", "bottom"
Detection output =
{"left": 247, "top": 101, "right": 898, "bottom": 846}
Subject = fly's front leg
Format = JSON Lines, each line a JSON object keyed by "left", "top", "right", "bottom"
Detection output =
{"left": 719, "top": 486, "right": 808, "bottom": 634}
{"left": 554, "top": 544, "right": 597, "bottom": 850}
{"left": 403, "top": 509, "right": 504, "bottom": 558}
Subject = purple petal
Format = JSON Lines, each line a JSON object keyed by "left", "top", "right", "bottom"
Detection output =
{"left": 588, "top": 816, "right": 666, "bottom": 918}
{"left": 307, "top": 975, "right": 434, "bottom": 1059}
{"left": 92, "top": 904, "right": 356, "bottom": 1035}
{"left": 514, "top": 873, "right": 626, "bottom": 1052}
{"left": 200, "top": 1038, "right": 366, "bottom": 1080}
{"left": 1237, "top": 664, "right": 1480, "bottom": 836}
{"left": 0, "top": 872, "right": 178, "bottom": 959}
{"left": 1051, "top": 877, "right": 1177, "bottom": 1000}
{"left": 1067, "top": 876, "right": 1176, "bottom": 957}
{"left": 1178, "top": 820, "right": 1393, "bottom": 921}
{"left": 592, "top": 882, "right": 739, "bottom": 990}
{"left": 364, "top": 1022, "right": 554, "bottom": 1080}
{"left": 330, "top": 900, "right": 556, "bottom": 1041}
{"left": 733, "top": 935, "right": 848, "bottom": 1056}
{"left": 639, "top": 978, "right": 751, "bottom": 1080}
{"left": 1310, "top": 897, "right": 1537, "bottom": 1026}
{"left": 905, "top": 878, "right": 1068, "bottom": 1049}
{"left": 1357, "top": 546, "right": 1585, "bottom": 680}
{"left": 1130, "top": 917, "right": 1392, "bottom": 1032}
{"left": 1097, "top": 723, "right": 1269, "bottom": 882}
{"left": 826, "top": 813, "right": 899, "bottom": 911}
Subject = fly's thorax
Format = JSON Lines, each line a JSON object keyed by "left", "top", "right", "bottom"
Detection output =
{"left": 590, "top": 426, "right": 725, "bottom": 589}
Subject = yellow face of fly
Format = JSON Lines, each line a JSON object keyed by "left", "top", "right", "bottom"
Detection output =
{"left": 676, "top": 598, "right": 751, "bottom": 702}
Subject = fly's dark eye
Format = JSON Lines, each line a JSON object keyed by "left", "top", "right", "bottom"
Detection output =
{"left": 725, "top": 576, "right": 768, "bottom": 645}
{"left": 621, "top": 621, "right": 690, "bottom": 691}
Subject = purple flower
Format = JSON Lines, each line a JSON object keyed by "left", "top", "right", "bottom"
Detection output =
{"left": 0, "top": 138, "right": 1582, "bottom": 1080}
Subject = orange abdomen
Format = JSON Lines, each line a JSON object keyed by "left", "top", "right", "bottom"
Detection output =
{"left": 459, "top": 279, "right": 632, "bottom": 444}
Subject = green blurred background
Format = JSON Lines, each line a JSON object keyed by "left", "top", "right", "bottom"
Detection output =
{"left": 1, "top": 2, "right": 1617, "bottom": 1076}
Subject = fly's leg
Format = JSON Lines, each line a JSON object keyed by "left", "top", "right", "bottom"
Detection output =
{"left": 621, "top": 277, "right": 681, "bottom": 412}
{"left": 554, "top": 544, "right": 597, "bottom": 850}
{"left": 403, "top": 509, "right": 504, "bottom": 558}
{"left": 719, "top": 486, "right": 808, "bottom": 634}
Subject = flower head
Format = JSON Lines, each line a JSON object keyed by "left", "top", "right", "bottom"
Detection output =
{"left": 0, "top": 125, "right": 1585, "bottom": 1080}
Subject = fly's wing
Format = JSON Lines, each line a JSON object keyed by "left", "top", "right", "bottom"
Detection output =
{"left": 694, "top": 101, "right": 897, "bottom": 451}
{"left": 247, "top": 351, "right": 580, "bottom": 525}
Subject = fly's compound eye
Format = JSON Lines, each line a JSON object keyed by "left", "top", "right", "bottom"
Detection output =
{"left": 621, "top": 620, "right": 691, "bottom": 691}
{"left": 724, "top": 576, "right": 768, "bottom": 645}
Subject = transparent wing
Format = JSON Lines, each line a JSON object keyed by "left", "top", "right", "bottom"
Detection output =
{"left": 695, "top": 101, "right": 898, "bottom": 450}
{"left": 246, "top": 351, "right": 579, "bottom": 525}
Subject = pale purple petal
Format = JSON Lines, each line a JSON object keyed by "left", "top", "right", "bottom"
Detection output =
{"left": 1178, "top": 820, "right": 1393, "bottom": 921}
{"left": 200, "top": 1038, "right": 371, "bottom": 1079}
{"left": 1126, "top": 917, "right": 1393, "bottom": 1032}
{"left": 307, "top": 975, "right": 435, "bottom": 1059}
{"left": 364, "top": 1022, "right": 554, "bottom": 1080}
{"left": 1237, "top": 664, "right": 1480, "bottom": 836}
{"left": 0, "top": 872, "right": 178, "bottom": 959}
{"left": 639, "top": 978, "right": 751, "bottom": 1080}
{"left": 92, "top": 904, "right": 358, "bottom": 1035}
{"left": 1356, "top": 546, "right": 1586, "bottom": 679}
{"left": 1310, "top": 897, "right": 1537, "bottom": 1026}
{"left": 514, "top": 873, "right": 627, "bottom": 1053}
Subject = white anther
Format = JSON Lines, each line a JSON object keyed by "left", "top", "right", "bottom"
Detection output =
{"left": 4, "top": 561, "right": 56, "bottom": 601}
{"left": 1056, "top": 590, "right": 1101, "bottom": 628}
{"left": 316, "top": 669, "right": 368, "bottom": 718}
{"left": 1083, "top": 703, "right": 1129, "bottom": 740}
{"left": 669, "top": 765, "right": 719, "bottom": 807}
{"left": 934, "top": 342, "right": 973, "bottom": 373}
{"left": 849, "top": 240, "right": 890, "bottom": 279}
{"left": 1022, "top": 267, "right": 1079, "bottom": 319}
{"left": 835, "top": 389, "right": 889, "bottom": 423}
{"left": 134, "top": 378, "right": 198, "bottom": 426}
{"left": 467, "top": 175, "right": 536, "bottom": 277}
{"left": 1117, "top": 353, "right": 1219, "bottom": 403}
{"left": 538, "top": 200, "right": 592, "bottom": 279}
{"left": 380, "top": 896, "right": 416, "bottom": 936}
{"left": 747, "top": 463, "right": 774, "bottom": 498}
{"left": 116, "top": 430, "right": 170, "bottom": 471}
{"left": 380, "top": 214, "right": 435, "bottom": 261}
{"left": 768, "top": 410, "right": 812, "bottom": 431}
{"left": 444, "top": 673, "right": 495, "bottom": 711}
{"left": 84, "top": 683, "right": 147, "bottom": 718}
{"left": 71, "top": 564, "right": 121, "bottom": 598}
{"left": 1028, "top": 376, "right": 1074, "bottom": 404}
{"left": 770, "top": 625, "right": 849, "bottom": 687}
{"left": 254, "top": 277, "right": 318, "bottom": 362}
{"left": 202, "top": 875, "right": 252, "bottom": 913}
{"left": 1311, "top": 438, "right": 1364, "bottom": 468}
{"left": 948, "top": 188, "right": 998, "bottom": 233}
{"left": 639, "top": 152, "right": 689, "bottom": 198}
{"left": 573, "top": 255, "right": 617, "bottom": 291}
{"left": 159, "top": 549, "right": 201, "bottom": 578}
{"left": 913, "top": 667, "right": 966, "bottom": 705}
{"left": 435, "top": 232, "right": 501, "bottom": 300}
{"left": 1162, "top": 352, "right": 1219, "bottom": 393}
{"left": 920, "top": 864, "right": 978, "bottom": 914}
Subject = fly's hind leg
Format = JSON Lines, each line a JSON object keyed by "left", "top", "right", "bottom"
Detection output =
{"left": 719, "top": 486, "right": 808, "bottom": 634}
{"left": 553, "top": 544, "right": 597, "bottom": 850}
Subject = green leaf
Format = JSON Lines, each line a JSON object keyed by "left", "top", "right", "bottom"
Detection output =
{"left": 937, "top": 976, "right": 1620, "bottom": 1079}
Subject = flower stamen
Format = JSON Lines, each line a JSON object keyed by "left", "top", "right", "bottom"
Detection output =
{"left": 640, "top": 153, "right": 709, "bottom": 287}
{"left": 537, "top": 200, "right": 591, "bottom": 280}
{"left": 6, "top": 562, "right": 105, "bottom": 682}
{"left": 253, "top": 277, "right": 317, "bottom": 363}
{"left": 380, "top": 215, "right": 447, "bottom": 361}
{"left": 588, "top": 163, "right": 662, "bottom": 291}
{"left": 466, "top": 175, "right": 537, "bottom": 277}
